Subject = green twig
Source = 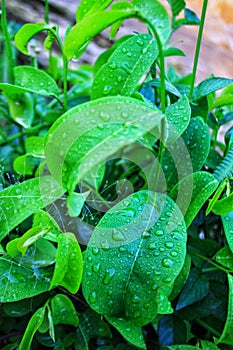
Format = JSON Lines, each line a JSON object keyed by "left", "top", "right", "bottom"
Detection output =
{"left": 189, "top": 0, "right": 208, "bottom": 99}
{"left": 1, "top": 0, "right": 15, "bottom": 83}
{"left": 55, "top": 35, "right": 68, "bottom": 111}
{"left": 196, "top": 319, "right": 221, "bottom": 338}
{"left": 45, "top": 0, "right": 50, "bottom": 24}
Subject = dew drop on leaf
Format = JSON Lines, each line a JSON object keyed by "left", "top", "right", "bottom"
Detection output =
{"left": 103, "top": 268, "right": 115, "bottom": 285}
{"left": 162, "top": 258, "right": 174, "bottom": 268}
{"left": 89, "top": 291, "right": 97, "bottom": 303}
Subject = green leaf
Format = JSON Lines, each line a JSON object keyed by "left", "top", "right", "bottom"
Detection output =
{"left": 44, "top": 96, "right": 163, "bottom": 193}
{"left": 67, "top": 191, "right": 90, "bottom": 217}
{"left": 158, "top": 315, "right": 187, "bottom": 346}
{"left": 64, "top": 9, "right": 136, "bottom": 60}
{"left": 215, "top": 247, "right": 233, "bottom": 271}
{"left": 82, "top": 190, "right": 187, "bottom": 326}
{"left": 162, "top": 117, "right": 210, "bottom": 190}
{"left": 165, "top": 96, "right": 191, "bottom": 145}
{"left": 14, "top": 66, "right": 60, "bottom": 99}
{"left": 13, "top": 154, "right": 34, "bottom": 175}
{"left": 16, "top": 226, "right": 49, "bottom": 255}
{"left": 33, "top": 210, "right": 61, "bottom": 239}
{"left": 76, "top": 309, "right": 112, "bottom": 350}
{"left": 19, "top": 306, "right": 46, "bottom": 350}
{"left": 51, "top": 294, "right": 79, "bottom": 326}
{"left": 4, "top": 92, "right": 34, "bottom": 128}
{"left": 211, "top": 95, "right": 233, "bottom": 110}
{"left": 163, "top": 46, "right": 185, "bottom": 57}
{"left": 216, "top": 274, "right": 233, "bottom": 345}
{"left": 146, "top": 79, "right": 182, "bottom": 98}
{"left": 132, "top": 0, "right": 171, "bottom": 44}
{"left": 170, "top": 172, "right": 218, "bottom": 227}
{"left": 15, "top": 23, "right": 51, "bottom": 55}
{"left": 50, "top": 232, "right": 83, "bottom": 293}
{"left": 212, "top": 193, "right": 233, "bottom": 215}
{"left": 76, "top": 0, "right": 114, "bottom": 21}
{"left": 206, "top": 179, "right": 227, "bottom": 215}
{"left": 221, "top": 212, "right": 233, "bottom": 254}
{"left": 193, "top": 78, "right": 233, "bottom": 101}
{"left": 167, "top": 346, "right": 200, "bottom": 350}
{"left": 0, "top": 256, "right": 52, "bottom": 302}
{"left": 169, "top": 255, "right": 191, "bottom": 300}
{"left": 25, "top": 136, "right": 44, "bottom": 157}
{"left": 0, "top": 176, "right": 64, "bottom": 241}
{"left": 167, "top": 0, "right": 186, "bottom": 17}
{"left": 201, "top": 340, "right": 220, "bottom": 350}
{"left": 106, "top": 316, "right": 146, "bottom": 350}
{"left": 91, "top": 34, "right": 159, "bottom": 99}
{"left": 176, "top": 268, "right": 209, "bottom": 310}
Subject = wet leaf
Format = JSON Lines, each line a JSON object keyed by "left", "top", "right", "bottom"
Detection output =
{"left": 216, "top": 274, "right": 233, "bottom": 345}
{"left": 19, "top": 306, "right": 46, "bottom": 350}
{"left": 221, "top": 212, "right": 233, "bottom": 253}
{"left": 170, "top": 172, "right": 218, "bottom": 227}
{"left": 91, "top": 34, "right": 159, "bottom": 99}
{"left": 0, "top": 176, "right": 64, "bottom": 241}
{"left": 76, "top": 0, "right": 114, "bottom": 21}
{"left": 106, "top": 316, "right": 146, "bottom": 349}
{"left": 212, "top": 192, "right": 233, "bottom": 215}
{"left": 67, "top": 191, "right": 90, "bottom": 217}
{"left": 169, "top": 255, "right": 191, "bottom": 301}
{"left": 51, "top": 294, "right": 79, "bottom": 326}
{"left": 215, "top": 247, "right": 233, "bottom": 271}
{"left": 167, "top": 0, "right": 186, "bottom": 17}
{"left": 201, "top": 340, "right": 220, "bottom": 350}
{"left": 193, "top": 78, "right": 233, "bottom": 101}
{"left": 4, "top": 92, "right": 33, "bottom": 128}
{"left": 50, "top": 232, "right": 83, "bottom": 293}
{"left": 82, "top": 190, "right": 187, "bottom": 326}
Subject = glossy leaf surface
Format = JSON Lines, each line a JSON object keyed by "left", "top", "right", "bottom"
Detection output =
{"left": 91, "top": 34, "right": 159, "bottom": 99}
{"left": 50, "top": 232, "right": 83, "bottom": 293}
{"left": 82, "top": 190, "right": 187, "bottom": 326}
{"left": 0, "top": 176, "right": 63, "bottom": 241}
{"left": 193, "top": 78, "right": 233, "bottom": 101}
{"left": 212, "top": 193, "right": 233, "bottom": 215}
{"left": 221, "top": 212, "right": 233, "bottom": 253}
{"left": 170, "top": 172, "right": 218, "bottom": 227}
{"left": 76, "top": 0, "right": 114, "bottom": 21}
{"left": 51, "top": 294, "right": 79, "bottom": 326}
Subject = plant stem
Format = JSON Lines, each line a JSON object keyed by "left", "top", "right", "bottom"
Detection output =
{"left": 0, "top": 122, "right": 48, "bottom": 146}
{"left": 1, "top": 0, "right": 14, "bottom": 83}
{"left": 196, "top": 319, "right": 221, "bottom": 338}
{"left": 189, "top": 247, "right": 230, "bottom": 274}
{"left": 44, "top": 0, "right": 49, "bottom": 24}
{"left": 189, "top": 0, "right": 208, "bottom": 99}
{"left": 55, "top": 35, "right": 68, "bottom": 111}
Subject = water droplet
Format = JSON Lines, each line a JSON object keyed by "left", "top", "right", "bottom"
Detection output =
{"left": 148, "top": 242, "right": 156, "bottom": 250}
{"left": 112, "top": 228, "right": 125, "bottom": 241}
{"left": 136, "top": 38, "right": 144, "bottom": 47}
{"left": 162, "top": 258, "right": 174, "bottom": 268}
{"left": 121, "top": 62, "right": 132, "bottom": 74}
{"left": 109, "top": 62, "right": 117, "bottom": 69}
{"left": 165, "top": 242, "right": 174, "bottom": 249}
{"left": 103, "top": 268, "right": 115, "bottom": 285}
{"left": 132, "top": 295, "right": 140, "bottom": 303}
{"left": 99, "top": 111, "right": 110, "bottom": 122}
{"left": 121, "top": 112, "right": 128, "bottom": 119}
{"left": 155, "top": 230, "right": 164, "bottom": 236}
{"left": 102, "top": 86, "right": 113, "bottom": 96}
{"left": 121, "top": 47, "right": 127, "bottom": 53}
{"left": 170, "top": 251, "right": 178, "bottom": 257}
{"left": 92, "top": 263, "right": 101, "bottom": 273}
{"left": 92, "top": 247, "right": 99, "bottom": 255}
{"left": 89, "top": 291, "right": 97, "bottom": 303}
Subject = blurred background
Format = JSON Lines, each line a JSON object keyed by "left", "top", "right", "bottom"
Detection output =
{"left": 1, "top": 0, "right": 233, "bottom": 81}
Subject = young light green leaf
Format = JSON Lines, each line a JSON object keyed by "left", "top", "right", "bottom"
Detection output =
{"left": 19, "top": 306, "right": 46, "bottom": 350}
{"left": 33, "top": 210, "right": 61, "bottom": 238}
{"left": 82, "top": 190, "right": 187, "bottom": 326}
{"left": 212, "top": 192, "right": 233, "bottom": 215}
{"left": 0, "top": 176, "right": 64, "bottom": 242}
{"left": 0, "top": 256, "right": 51, "bottom": 302}
{"left": 67, "top": 191, "right": 90, "bottom": 217}
{"left": 64, "top": 9, "right": 136, "bottom": 60}
{"left": 167, "top": 0, "right": 186, "bottom": 17}
{"left": 5, "top": 92, "right": 34, "bottom": 128}
{"left": 14, "top": 66, "right": 60, "bottom": 99}
{"left": 50, "top": 232, "right": 83, "bottom": 293}
{"left": 76, "top": 0, "right": 114, "bottom": 21}
{"left": 91, "top": 34, "right": 159, "bottom": 99}
{"left": 132, "top": 0, "right": 171, "bottom": 44}
{"left": 193, "top": 78, "right": 233, "bottom": 101}
{"left": 201, "top": 340, "right": 220, "bottom": 350}
{"left": 44, "top": 96, "right": 163, "bottom": 192}
{"left": 170, "top": 172, "right": 218, "bottom": 227}
{"left": 162, "top": 117, "right": 210, "bottom": 190}
{"left": 25, "top": 136, "right": 45, "bottom": 157}
{"left": 106, "top": 316, "right": 146, "bottom": 350}
{"left": 221, "top": 212, "right": 233, "bottom": 254}
{"left": 206, "top": 179, "right": 227, "bottom": 215}
{"left": 176, "top": 268, "right": 209, "bottom": 310}
{"left": 15, "top": 23, "right": 51, "bottom": 55}
{"left": 165, "top": 96, "right": 191, "bottom": 145}
{"left": 146, "top": 79, "right": 182, "bottom": 98}
{"left": 13, "top": 155, "right": 34, "bottom": 175}
{"left": 216, "top": 274, "right": 233, "bottom": 345}
{"left": 51, "top": 294, "right": 79, "bottom": 326}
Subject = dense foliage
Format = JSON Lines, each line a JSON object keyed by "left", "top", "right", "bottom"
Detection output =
{"left": 0, "top": 0, "right": 233, "bottom": 349}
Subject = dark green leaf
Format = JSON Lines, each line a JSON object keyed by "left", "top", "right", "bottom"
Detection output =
{"left": 82, "top": 190, "right": 187, "bottom": 326}
{"left": 169, "top": 255, "right": 191, "bottom": 300}
{"left": 132, "top": 0, "right": 171, "bottom": 44}
{"left": 216, "top": 274, "right": 233, "bottom": 345}
{"left": 91, "top": 34, "right": 159, "bottom": 99}
{"left": 19, "top": 307, "right": 46, "bottom": 350}
{"left": 167, "top": 346, "right": 200, "bottom": 350}
{"left": 193, "top": 78, "right": 233, "bottom": 101}
{"left": 170, "top": 172, "right": 218, "bottom": 227}
{"left": 0, "top": 256, "right": 51, "bottom": 302}
{"left": 158, "top": 315, "right": 187, "bottom": 346}
{"left": 64, "top": 9, "right": 136, "bottom": 60}
{"left": 0, "top": 176, "right": 64, "bottom": 241}
{"left": 222, "top": 212, "right": 233, "bottom": 254}
{"left": 50, "top": 232, "right": 83, "bottom": 293}
{"left": 51, "top": 294, "right": 79, "bottom": 326}
{"left": 176, "top": 268, "right": 209, "bottom": 310}
{"left": 167, "top": 0, "right": 186, "bottom": 17}
{"left": 106, "top": 316, "right": 146, "bottom": 349}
